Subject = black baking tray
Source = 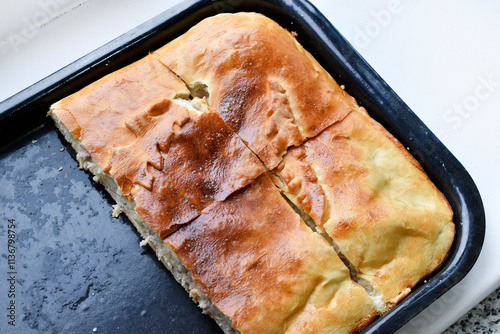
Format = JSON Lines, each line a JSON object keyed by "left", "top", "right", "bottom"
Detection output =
{"left": 0, "top": 0, "right": 485, "bottom": 333}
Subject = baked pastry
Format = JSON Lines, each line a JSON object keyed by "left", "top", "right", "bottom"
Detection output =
{"left": 153, "top": 12, "right": 356, "bottom": 169}
{"left": 51, "top": 55, "right": 265, "bottom": 237}
{"left": 153, "top": 12, "right": 454, "bottom": 311}
{"left": 49, "top": 51, "right": 376, "bottom": 333}
{"left": 165, "top": 173, "right": 377, "bottom": 333}
{"left": 49, "top": 11, "right": 454, "bottom": 333}
{"left": 272, "top": 109, "right": 455, "bottom": 310}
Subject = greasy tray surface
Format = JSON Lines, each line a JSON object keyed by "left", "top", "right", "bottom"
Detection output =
{"left": 0, "top": 0, "right": 485, "bottom": 333}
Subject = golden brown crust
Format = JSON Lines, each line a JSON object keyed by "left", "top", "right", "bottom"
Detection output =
{"left": 52, "top": 56, "right": 190, "bottom": 168}
{"left": 50, "top": 11, "right": 456, "bottom": 332}
{"left": 165, "top": 174, "right": 376, "bottom": 334}
{"left": 131, "top": 109, "right": 266, "bottom": 238}
{"left": 51, "top": 55, "right": 265, "bottom": 238}
{"left": 274, "top": 110, "right": 455, "bottom": 308}
{"left": 153, "top": 13, "right": 355, "bottom": 169}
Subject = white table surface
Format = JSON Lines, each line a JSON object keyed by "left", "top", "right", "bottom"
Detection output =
{"left": 1, "top": 1, "right": 499, "bottom": 333}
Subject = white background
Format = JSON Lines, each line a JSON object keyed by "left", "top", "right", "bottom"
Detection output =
{"left": 1, "top": 1, "right": 499, "bottom": 333}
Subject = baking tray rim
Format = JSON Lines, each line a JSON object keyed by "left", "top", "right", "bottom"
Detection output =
{"left": 0, "top": 0, "right": 486, "bottom": 333}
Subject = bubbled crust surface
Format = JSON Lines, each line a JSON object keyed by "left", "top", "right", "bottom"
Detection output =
{"left": 51, "top": 56, "right": 190, "bottom": 168}
{"left": 51, "top": 55, "right": 265, "bottom": 238}
{"left": 165, "top": 174, "right": 376, "bottom": 334}
{"left": 131, "top": 109, "right": 265, "bottom": 238}
{"left": 274, "top": 110, "right": 455, "bottom": 306}
{"left": 153, "top": 13, "right": 356, "bottom": 169}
